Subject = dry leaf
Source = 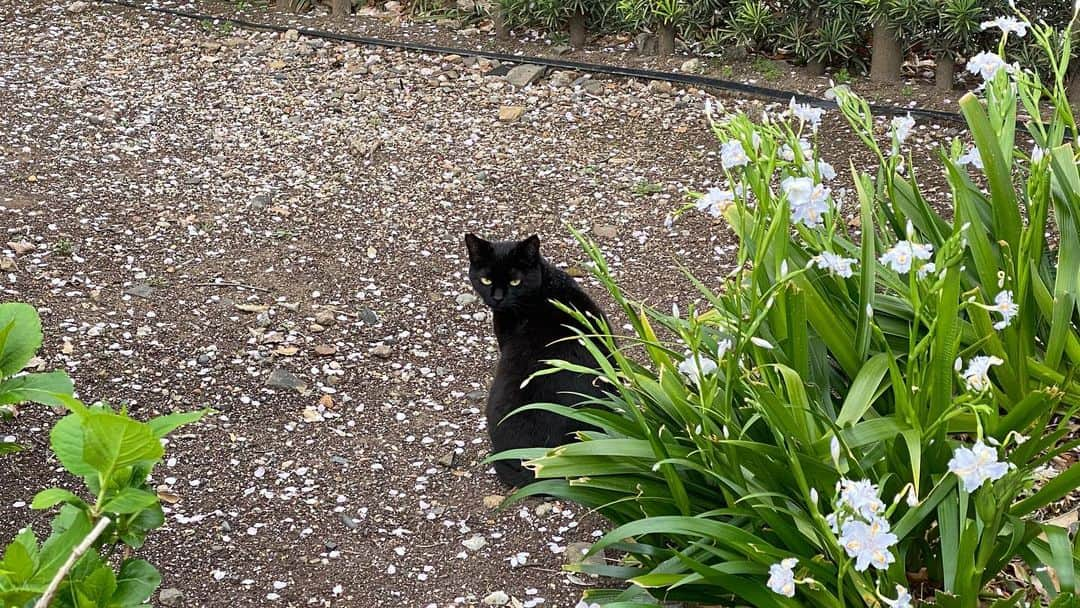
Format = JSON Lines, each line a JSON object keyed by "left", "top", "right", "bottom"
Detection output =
{"left": 156, "top": 486, "right": 181, "bottom": 504}
{"left": 274, "top": 346, "right": 299, "bottom": 356}
{"left": 314, "top": 344, "right": 337, "bottom": 356}
{"left": 318, "top": 394, "right": 334, "bottom": 409}
{"left": 302, "top": 406, "right": 325, "bottom": 422}
{"left": 235, "top": 303, "right": 269, "bottom": 313}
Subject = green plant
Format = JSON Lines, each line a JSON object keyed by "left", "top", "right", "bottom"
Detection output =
{"left": 52, "top": 240, "right": 73, "bottom": 257}
{"left": 495, "top": 11, "right": 1080, "bottom": 607}
{"left": 0, "top": 303, "right": 75, "bottom": 452}
{"left": 722, "top": 0, "right": 776, "bottom": 51}
{"left": 752, "top": 55, "right": 782, "bottom": 79}
{"left": 901, "top": 83, "right": 914, "bottom": 96}
{"left": 0, "top": 303, "right": 206, "bottom": 605}
{"left": 0, "top": 401, "right": 204, "bottom": 606}
{"left": 719, "top": 63, "right": 735, "bottom": 78}
{"left": 834, "top": 66, "right": 852, "bottom": 82}
{"left": 632, "top": 180, "right": 665, "bottom": 195}
{"left": 618, "top": 0, "right": 689, "bottom": 54}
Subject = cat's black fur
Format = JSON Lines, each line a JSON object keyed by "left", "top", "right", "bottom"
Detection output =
{"left": 465, "top": 233, "right": 608, "bottom": 488}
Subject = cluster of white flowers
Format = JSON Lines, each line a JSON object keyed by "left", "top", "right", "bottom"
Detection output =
{"left": 574, "top": 602, "right": 601, "bottom": 608}
{"left": 879, "top": 240, "right": 933, "bottom": 275}
{"left": 948, "top": 440, "right": 1010, "bottom": 493}
{"left": 810, "top": 251, "right": 857, "bottom": 278}
{"left": 780, "top": 138, "right": 812, "bottom": 162}
{"left": 677, "top": 339, "right": 732, "bottom": 385}
{"left": 891, "top": 114, "right": 915, "bottom": 146}
{"left": 782, "top": 176, "right": 831, "bottom": 228}
{"left": 815, "top": 159, "right": 837, "bottom": 181}
{"left": 788, "top": 97, "right": 825, "bottom": 131}
{"left": 828, "top": 479, "right": 899, "bottom": 572}
{"left": 958, "top": 146, "right": 985, "bottom": 169}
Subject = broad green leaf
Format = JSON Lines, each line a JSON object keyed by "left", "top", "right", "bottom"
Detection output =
{"left": 101, "top": 488, "right": 158, "bottom": 515}
{"left": 147, "top": 410, "right": 207, "bottom": 438}
{"left": 0, "top": 441, "right": 24, "bottom": 455}
{"left": 30, "top": 505, "right": 92, "bottom": 586}
{"left": 83, "top": 413, "right": 163, "bottom": 481}
{"left": 31, "top": 488, "right": 87, "bottom": 511}
{"left": 1045, "top": 524, "right": 1076, "bottom": 593}
{"left": 1013, "top": 463, "right": 1080, "bottom": 516}
{"left": 835, "top": 353, "right": 890, "bottom": 427}
{"left": 112, "top": 559, "right": 161, "bottom": 606}
{"left": 50, "top": 412, "right": 97, "bottom": 478}
{"left": 0, "top": 371, "right": 74, "bottom": 407}
{"left": 2, "top": 540, "right": 35, "bottom": 583}
{"left": 0, "top": 303, "right": 43, "bottom": 378}
{"left": 119, "top": 504, "right": 165, "bottom": 549}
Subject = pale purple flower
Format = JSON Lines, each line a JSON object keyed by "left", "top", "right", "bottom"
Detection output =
{"left": 1032, "top": 145, "right": 1046, "bottom": 163}
{"left": 962, "top": 356, "right": 1003, "bottom": 392}
{"left": 989, "top": 290, "right": 1018, "bottom": 329}
{"left": 883, "top": 585, "right": 913, "bottom": 608}
{"left": 948, "top": 440, "right": 1009, "bottom": 493}
{"left": 839, "top": 517, "right": 898, "bottom": 571}
{"left": 766, "top": 558, "right": 798, "bottom": 597}
{"left": 696, "top": 187, "right": 735, "bottom": 218}
{"left": 815, "top": 160, "right": 836, "bottom": 181}
{"left": 789, "top": 97, "right": 824, "bottom": 130}
{"left": 879, "top": 240, "right": 933, "bottom": 274}
{"left": 966, "top": 51, "right": 1012, "bottom": 81}
{"left": 782, "top": 176, "right": 830, "bottom": 228}
{"left": 721, "top": 140, "right": 749, "bottom": 169}
{"left": 838, "top": 478, "right": 885, "bottom": 520}
{"left": 958, "top": 146, "right": 984, "bottom": 169}
{"left": 891, "top": 114, "right": 915, "bottom": 145}
{"left": 780, "top": 138, "right": 812, "bottom": 162}
{"left": 981, "top": 16, "right": 1027, "bottom": 37}
{"left": 917, "top": 262, "right": 936, "bottom": 279}
{"left": 811, "top": 251, "right": 857, "bottom": 278}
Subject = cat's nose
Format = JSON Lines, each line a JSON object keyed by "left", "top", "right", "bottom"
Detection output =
{"left": 491, "top": 288, "right": 505, "bottom": 301}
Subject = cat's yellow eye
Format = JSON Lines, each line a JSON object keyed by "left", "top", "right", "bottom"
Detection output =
{"left": 510, "top": 279, "right": 522, "bottom": 286}
{"left": 480, "top": 277, "right": 492, "bottom": 285}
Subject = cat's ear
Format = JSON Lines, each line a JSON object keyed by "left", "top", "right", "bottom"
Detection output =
{"left": 515, "top": 234, "right": 541, "bottom": 265}
{"left": 465, "top": 233, "right": 493, "bottom": 261}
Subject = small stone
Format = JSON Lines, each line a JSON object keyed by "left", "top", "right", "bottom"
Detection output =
{"left": 462, "top": 535, "right": 487, "bottom": 551}
{"left": 314, "top": 309, "right": 336, "bottom": 326}
{"left": 159, "top": 588, "right": 184, "bottom": 607}
{"left": 648, "top": 80, "right": 673, "bottom": 94}
{"left": 340, "top": 513, "right": 359, "bottom": 529}
{"left": 267, "top": 368, "right": 307, "bottom": 393}
{"left": 505, "top": 64, "right": 545, "bottom": 88}
{"left": 593, "top": 223, "right": 617, "bottom": 238}
{"left": 482, "top": 591, "right": 510, "bottom": 606}
{"left": 249, "top": 193, "right": 271, "bottom": 209}
{"left": 284, "top": 29, "right": 300, "bottom": 42}
{"left": 551, "top": 45, "right": 571, "bottom": 56}
{"left": 197, "top": 354, "right": 212, "bottom": 366}
{"left": 370, "top": 344, "right": 392, "bottom": 359}
{"left": 566, "top": 541, "right": 605, "bottom": 567}
{"left": 358, "top": 308, "right": 379, "bottom": 325}
{"left": 124, "top": 284, "right": 155, "bottom": 299}
{"left": 309, "top": 323, "right": 326, "bottom": 333}
{"left": 314, "top": 344, "right": 337, "bottom": 356}
{"left": 583, "top": 81, "right": 605, "bottom": 96}
{"left": 66, "top": 1, "right": 89, "bottom": 13}
{"left": 482, "top": 494, "right": 504, "bottom": 509}
{"left": 456, "top": 293, "right": 479, "bottom": 306}
{"left": 498, "top": 106, "right": 525, "bottom": 123}
{"left": 466, "top": 389, "right": 486, "bottom": 402}
{"left": 330, "top": 456, "right": 349, "bottom": 466}
{"left": 680, "top": 58, "right": 702, "bottom": 73}
{"left": 438, "top": 452, "right": 456, "bottom": 468}
{"left": 6, "top": 241, "right": 35, "bottom": 255}
{"left": 550, "top": 70, "right": 575, "bottom": 88}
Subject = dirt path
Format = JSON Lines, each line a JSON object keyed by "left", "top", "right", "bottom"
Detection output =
{"left": 0, "top": 1, "right": 956, "bottom": 606}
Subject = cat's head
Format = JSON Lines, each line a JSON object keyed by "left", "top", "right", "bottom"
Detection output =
{"left": 464, "top": 234, "right": 544, "bottom": 312}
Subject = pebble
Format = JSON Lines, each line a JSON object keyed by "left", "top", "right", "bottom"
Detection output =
{"left": 456, "top": 292, "right": 478, "bottom": 306}
{"left": 158, "top": 588, "right": 184, "bottom": 607}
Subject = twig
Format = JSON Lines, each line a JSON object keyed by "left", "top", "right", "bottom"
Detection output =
{"left": 34, "top": 516, "right": 112, "bottom": 608}
{"left": 193, "top": 281, "right": 271, "bottom": 293}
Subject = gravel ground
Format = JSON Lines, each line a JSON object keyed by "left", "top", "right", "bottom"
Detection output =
{"left": 0, "top": 1, "right": 962, "bottom": 606}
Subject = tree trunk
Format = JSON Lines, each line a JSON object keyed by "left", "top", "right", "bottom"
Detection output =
{"left": 332, "top": 0, "right": 351, "bottom": 20}
{"left": 1067, "top": 64, "right": 1080, "bottom": 108}
{"left": 935, "top": 54, "right": 955, "bottom": 91}
{"left": 870, "top": 18, "right": 902, "bottom": 83}
{"left": 568, "top": 11, "right": 586, "bottom": 48}
{"left": 493, "top": 7, "right": 511, "bottom": 41}
{"left": 806, "top": 60, "right": 825, "bottom": 76}
{"left": 657, "top": 22, "right": 675, "bottom": 56}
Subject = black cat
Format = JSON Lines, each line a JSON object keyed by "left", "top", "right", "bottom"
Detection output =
{"left": 465, "top": 233, "right": 609, "bottom": 488}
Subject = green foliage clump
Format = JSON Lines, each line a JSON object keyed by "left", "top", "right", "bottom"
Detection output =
{"left": 0, "top": 303, "right": 205, "bottom": 607}
{"left": 493, "top": 15, "right": 1080, "bottom": 608}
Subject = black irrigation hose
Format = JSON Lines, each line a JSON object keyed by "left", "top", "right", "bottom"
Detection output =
{"left": 97, "top": 0, "right": 970, "bottom": 126}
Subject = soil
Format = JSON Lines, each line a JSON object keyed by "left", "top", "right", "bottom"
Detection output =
{"left": 0, "top": 1, "right": 1008, "bottom": 607}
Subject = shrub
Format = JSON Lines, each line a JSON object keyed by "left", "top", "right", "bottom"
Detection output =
{"left": 0, "top": 304, "right": 205, "bottom": 606}
{"left": 496, "top": 11, "right": 1080, "bottom": 607}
